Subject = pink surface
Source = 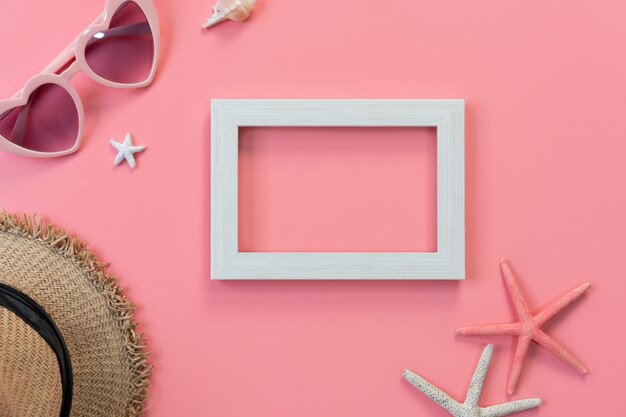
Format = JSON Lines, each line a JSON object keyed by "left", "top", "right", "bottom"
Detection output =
{"left": 1, "top": 0, "right": 625, "bottom": 416}
{"left": 238, "top": 127, "right": 437, "bottom": 252}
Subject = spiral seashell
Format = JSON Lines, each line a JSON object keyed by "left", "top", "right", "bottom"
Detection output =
{"left": 202, "top": 0, "right": 256, "bottom": 29}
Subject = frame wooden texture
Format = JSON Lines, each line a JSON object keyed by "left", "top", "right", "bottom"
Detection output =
{"left": 211, "top": 99, "right": 465, "bottom": 280}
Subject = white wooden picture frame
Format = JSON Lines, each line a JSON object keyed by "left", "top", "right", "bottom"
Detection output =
{"left": 211, "top": 99, "right": 465, "bottom": 280}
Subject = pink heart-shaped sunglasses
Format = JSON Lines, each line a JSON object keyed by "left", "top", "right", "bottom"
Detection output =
{"left": 0, "top": 0, "right": 159, "bottom": 158}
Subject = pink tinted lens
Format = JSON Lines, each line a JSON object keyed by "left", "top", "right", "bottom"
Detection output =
{"left": 85, "top": 1, "right": 155, "bottom": 84}
{"left": 0, "top": 83, "right": 79, "bottom": 153}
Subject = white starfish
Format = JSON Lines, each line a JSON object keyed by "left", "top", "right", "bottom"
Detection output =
{"left": 402, "top": 345, "right": 541, "bottom": 417}
{"left": 110, "top": 133, "right": 146, "bottom": 169}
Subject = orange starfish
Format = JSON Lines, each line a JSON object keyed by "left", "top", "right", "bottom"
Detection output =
{"left": 456, "top": 259, "right": 590, "bottom": 394}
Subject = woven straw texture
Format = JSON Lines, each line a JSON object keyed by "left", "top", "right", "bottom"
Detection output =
{"left": 0, "top": 307, "right": 62, "bottom": 417}
{"left": 0, "top": 212, "right": 151, "bottom": 417}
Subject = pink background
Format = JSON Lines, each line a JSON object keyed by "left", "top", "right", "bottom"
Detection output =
{"left": 238, "top": 127, "right": 438, "bottom": 253}
{"left": 1, "top": 0, "right": 625, "bottom": 416}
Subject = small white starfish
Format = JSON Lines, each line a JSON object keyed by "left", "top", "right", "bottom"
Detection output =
{"left": 110, "top": 133, "right": 146, "bottom": 169}
{"left": 402, "top": 345, "right": 541, "bottom": 417}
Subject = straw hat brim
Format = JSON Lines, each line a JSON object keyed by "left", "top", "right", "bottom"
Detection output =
{"left": 0, "top": 212, "right": 151, "bottom": 417}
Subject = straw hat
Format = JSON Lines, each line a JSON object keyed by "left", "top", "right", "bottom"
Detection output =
{"left": 0, "top": 212, "right": 151, "bottom": 417}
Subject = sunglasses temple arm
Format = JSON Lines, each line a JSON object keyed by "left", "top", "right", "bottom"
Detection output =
{"left": 41, "top": 12, "right": 107, "bottom": 76}
{"left": 85, "top": 22, "right": 152, "bottom": 48}
{"left": 8, "top": 42, "right": 77, "bottom": 100}
{"left": 42, "top": 18, "right": 150, "bottom": 74}
{"left": 9, "top": 12, "right": 106, "bottom": 100}
{"left": 8, "top": 12, "right": 146, "bottom": 101}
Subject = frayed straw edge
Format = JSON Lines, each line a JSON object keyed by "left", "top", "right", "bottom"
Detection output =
{"left": 0, "top": 210, "right": 152, "bottom": 417}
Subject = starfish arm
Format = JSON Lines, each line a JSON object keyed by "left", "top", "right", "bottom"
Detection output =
{"left": 110, "top": 140, "right": 123, "bottom": 151}
{"left": 124, "top": 133, "right": 133, "bottom": 146}
{"left": 125, "top": 153, "right": 137, "bottom": 169}
{"left": 500, "top": 259, "right": 532, "bottom": 322}
{"left": 533, "top": 329, "right": 588, "bottom": 374}
{"left": 465, "top": 345, "right": 492, "bottom": 409}
{"left": 533, "top": 283, "right": 590, "bottom": 327}
{"left": 457, "top": 322, "right": 521, "bottom": 336}
{"left": 402, "top": 370, "right": 463, "bottom": 416}
{"left": 129, "top": 145, "right": 146, "bottom": 152}
{"left": 114, "top": 151, "right": 125, "bottom": 165}
{"left": 481, "top": 398, "right": 542, "bottom": 417}
{"left": 507, "top": 334, "right": 532, "bottom": 394}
